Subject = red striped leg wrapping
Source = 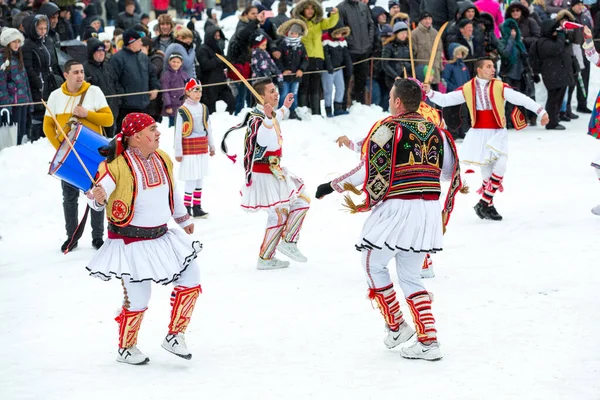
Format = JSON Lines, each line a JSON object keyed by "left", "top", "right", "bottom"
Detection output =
{"left": 406, "top": 291, "right": 437, "bottom": 342}
{"left": 368, "top": 284, "right": 404, "bottom": 331}
{"left": 482, "top": 174, "right": 503, "bottom": 205}
{"left": 168, "top": 285, "right": 202, "bottom": 334}
{"left": 115, "top": 307, "right": 146, "bottom": 349}
{"left": 282, "top": 206, "right": 309, "bottom": 244}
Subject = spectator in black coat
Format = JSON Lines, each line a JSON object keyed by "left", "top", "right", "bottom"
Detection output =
{"left": 571, "top": 0, "right": 593, "bottom": 113}
{"left": 38, "top": 2, "right": 60, "bottom": 53}
{"left": 537, "top": 19, "right": 573, "bottom": 129}
{"left": 455, "top": 19, "right": 485, "bottom": 76}
{"left": 109, "top": 29, "right": 160, "bottom": 129}
{"left": 271, "top": 1, "right": 290, "bottom": 30}
{"left": 382, "top": 21, "right": 412, "bottom": 87}
{"left": 196, "top": 25, "right": 235, "bottom": 115}
{"left": 80, "top": 4, "right": 105, "bottom": 38}
{"left": 141, "top": 36, "right": 165, "bottom": 123}
{"left": 83, "top": 38, "right": 122, "bottom": 137}
{"left": 420, "top": 0, "right": 458, "bottom": 30}
{"left": 116, "top": 0, "right": 140, "bottom": 31}
{"left": 105, "top": 0, "right": 119, "bottom": 26}
{"left": 445, "top": 1, "right": 484, "bottom": 58}
{"left": 56, "top": 7, "right": 75, "bottom": 41}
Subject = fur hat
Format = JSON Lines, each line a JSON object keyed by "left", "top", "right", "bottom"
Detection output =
{"left": 276, "top": 18, "right": 308, "bottom": 37}
{"left": 1, "top": 28, "right": 25, "bottom": 47}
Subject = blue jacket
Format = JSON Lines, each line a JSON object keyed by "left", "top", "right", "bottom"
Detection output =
{"left": 442, "top": 60, "right": 470, "bottom": 92}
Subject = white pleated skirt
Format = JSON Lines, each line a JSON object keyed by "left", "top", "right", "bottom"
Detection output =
{"left": 241, "top": 169, "right": 304, "bottom": 212}
{"left": 178, "top": 154, "right": 209, "bottom": 181}
{"left": 86, "top": 229, "right": 203, "bottom": 284}
{"left": 356, "top": 199, "right": 443, "bottom": 253}
{"left": 460, "top": 127, "right": 508, "bottom": 166}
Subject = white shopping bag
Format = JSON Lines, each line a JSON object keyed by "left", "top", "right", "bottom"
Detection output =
{"left": 0, "top": 108, "right": 17, "bottom": 151}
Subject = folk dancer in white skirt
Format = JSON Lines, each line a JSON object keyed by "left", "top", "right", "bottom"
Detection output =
{"left": 221, "top": 78, "right": 310, "bottom": 270}
{"left": 87, "top": 113, "right": 202, "bottom": 365}
{"left": 315, "top": 79, "right": 463, "bottom": 360}
{"left": 175, "top": 78, "right": 215, "bottom": 218}
{"left": 582, "top": 26, "right": 600, "bottom": 215}
{"left": 424, "top": 58, "right": 549, "bottom": 221}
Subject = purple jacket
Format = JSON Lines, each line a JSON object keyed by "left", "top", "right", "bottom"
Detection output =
{"left": 160, "top": 65, "right": 190, "bottom": 116}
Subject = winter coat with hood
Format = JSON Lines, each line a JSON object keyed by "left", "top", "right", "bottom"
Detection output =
{"left": 479, "top": 12, "right": 503, "bottom": 60}
{"left": 536, "top": 19, "right": 574, "bottom": 89}
{"left": 321, "top": 22, "right": 352, "bottom": 76}
{"left": 163, "top": 39, "right": 196, "bottom": 79}
{"left": 382, "top": 35, "right": 412, "bottom": 85}
{"left": 80, "top": 4, "right": 104, "bottom": 37}
{"left": 56, "top": 15, "right": 75, "bottom": 41}
{"left": 499, "top": 18, "right": 528, "bottom": 80}
{"left": 0, "top": 44, "right": 32, "bottom": 106}
{"left": 38, "top": 2, "right": 61, "bottom": 51}
{"left": 474, "top": 0, "right": 504, "bottom": 37}
{"left": 442, "top": 44, "right": 471, "bottom": 92}
{"left": 227, "top": 16, "right": 261, "bottom": 66}
{"left": 292, "top": 0, "right": 339, "bottom": 59}
{"left": 504, "top": 1, "right": 540, "bottom": 50}
{"left": 109, "top": 45, "right": 160, "bottom": 109}
{"left": 445, "top": 1, "right": 485, "bottom": 56}
{"left": 276, "top": 19, "right": 310, "bottom": 82}
{"left": 196, "top": 25, "right": 228, "bottom": 85}
{"left": 336, "top": 0, "right": 374, "bottom": 55}
{"left": 116, "top": 10, "right": 140, "bottom": 30}
{"left": 105, "top": 0, "right": 119, "bottom": 21}
{"left": 160, "top": 63, "right": 189, "bottom": 116}
{"left": 83, "top": 38, "right": 122, "bottom": 116}
{"left": 21, "top": 14, "right": 62, "bottom": 113}
{"left": 411, "top": 21, "right": 442, "bottom": 84}
{"left": 419, "top": 0, "right": 458, "bottom": 31}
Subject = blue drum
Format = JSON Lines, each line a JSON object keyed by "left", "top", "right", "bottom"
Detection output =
{"left": 48, "top": 124, "right": 109, "bottom": 192}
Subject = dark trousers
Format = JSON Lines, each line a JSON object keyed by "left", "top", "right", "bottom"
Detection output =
{"left": 11, "top": 105, "right": 28, "bottom": 145}
{"left": 29, "top": 111, "right": 44, "bottom": 142}
{"left": 577, "top": 56, "right": 590, "bottom": 109}
{"left": 116, "top": 107, "right": 144, "bottom": 133}
{"left": 204, "top": 85, "right": 235, "bottom": 115}
{"left": 343, "top": 53, "right": 370, "bottom": 107}
{"left": 298, "top": 58, "right": 322, "bottom": 114}
{"left": 62, "top": 181, "right": 104, "bottom": 240}
{"left": 567, "top": 82, "right": 576, "bottom": 114}
{"left": 545, "top": 86, "right": 568, "bottom": 128}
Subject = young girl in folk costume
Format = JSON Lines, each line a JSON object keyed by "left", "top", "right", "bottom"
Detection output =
{"left": 0, "top": 28, "right": 32, "bottom": 145}
{"left": 175, "top": 78, "right": 215, "bottom": 218}
{"left": 161, "top": 53, "right": 190, "bottom": 127}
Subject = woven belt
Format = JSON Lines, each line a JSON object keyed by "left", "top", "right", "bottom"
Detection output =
{"left": 108, "top": 223, "right": 168, "bottom": 239}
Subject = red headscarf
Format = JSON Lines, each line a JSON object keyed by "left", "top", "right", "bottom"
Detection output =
{"left": 114, "top": 113, "right": 156, "bottom": 157}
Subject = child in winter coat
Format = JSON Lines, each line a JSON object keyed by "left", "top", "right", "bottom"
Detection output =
{"left": 161, "top": 53, "right": 190, "bottom": 127}
{"left": 442, "top": 43, "right": 471, "bottom": 139}
{"left": 0, "top": 28, "right": 32, "bottom": 145}
{"left": 276, "top": 19, "right": 309, "bottom": 120}
{"left": 382, "top": 21, "right": 413, "bottom": 88}
{"left": 251, "top": 34, "right": 282, "bottom": 83}
{"left": 321, "top": 21, "right": 353, "bottom": 117}
{"left": 174, "top": 78, "right": 215, "bottom": 218}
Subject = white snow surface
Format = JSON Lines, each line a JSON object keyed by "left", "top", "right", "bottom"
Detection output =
{"left": 2, "top": 72, "right": 600, "bottom": 399}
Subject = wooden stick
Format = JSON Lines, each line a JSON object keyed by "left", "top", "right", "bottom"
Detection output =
{"left": 216, "top": 54, "right": 283, "bottom": 135}
{"left": 407, "top": 27, "right": 416, "bottom": 79}
{"left": 424, "top": 22, "right": 448, "bottom": 84}
{"left": 42, "top": 99, "right": 97, "bottom": 186}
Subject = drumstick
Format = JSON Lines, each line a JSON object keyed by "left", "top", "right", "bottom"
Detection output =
{"left": 41, "top": 99, "right": 98, "bottom": 186}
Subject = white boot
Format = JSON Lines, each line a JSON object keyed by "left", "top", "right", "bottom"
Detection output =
{"left": 162, "top": 333, "right": 192, "bottom": 360}
{"left": 276, "top": 241, "right": 307, "bottom": 263}
{"left": 384, "top": 322, "right": 415, "bottom": 349}
{"left": 117, "top": 346, "right": 150, "bottom": 365}
{"left": 592, "top": 204, "right": 600, "bottom": 215}
{"left": 257, "top": 257, "right": 290, "bottom": 270}
{"left": 399, "top": 340, "right": 443, "bottom": 361}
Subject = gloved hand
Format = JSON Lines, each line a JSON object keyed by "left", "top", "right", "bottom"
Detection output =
{"left": 315, "top": 182, "right": 334, "bottom": 199}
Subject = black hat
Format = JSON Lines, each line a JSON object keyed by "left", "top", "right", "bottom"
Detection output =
{"left": 141, "top": 13, "right": 149, "bottom": 19}
{"left": 571, "top": 0, "right": 583, "bottom": 6}
{"left": 458, "top": 18, "right": 474, "bottom": 28}
{"left": 123, "top": 29, "right": 141, "bottom": 45}
{"left": 419, "top": 11, "right": 433, "bottom": 21}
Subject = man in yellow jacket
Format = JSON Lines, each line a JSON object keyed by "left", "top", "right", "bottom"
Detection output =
{"left": 43, "top": 58, "right": 114, "bottom": 253}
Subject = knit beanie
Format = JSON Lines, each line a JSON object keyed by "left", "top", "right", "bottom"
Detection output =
{"left": 393, "top": 21, "right": 408, "bottom": 33}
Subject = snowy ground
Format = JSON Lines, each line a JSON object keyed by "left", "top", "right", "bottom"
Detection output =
{"left": 2, "top": 69, "right": 600, "bottom": 398}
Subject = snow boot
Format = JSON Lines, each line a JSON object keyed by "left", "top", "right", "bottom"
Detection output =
{"left": 276, "top": 241, "right": 307, "bottom": 262}
{"left": 334, "top": 102, "right": 349, "bottom": 116}
{"left": 384, "top": 321, "right": 416, "bottom": 349}
{"left": 257, "top": 257, "right": 290, "bottom": 270}
{"left": 185, "top": 206, "right": 193, "bottom": 217}
{"left": 486, "top": 204, "right": 503, "bottom": 220}
{"left": 92, "top": 238, "right": 104, "bottom": 250}
{"left": 192, "top": 205, "right": 208, "bottom": 219}
{"left": 162, "top": 333, "right": 192, "bottom": 360}
{"left": 399, "top": 340, "right": 443, "bottom": 361}
{"left": 325, "top": 106, "right": 333, "bottom": 118}
{"left": 474, "top": 200, "right": 489, "bottom": 219}
{"left": 289, "top": 109, "right": 301, "bottom": 120}
{"left": 117, "top": 345, "right": 150, "bottom": 365}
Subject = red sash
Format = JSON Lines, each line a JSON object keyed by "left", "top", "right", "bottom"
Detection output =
{"left": 473, "top": 110, "right": 502, "bottom": 129}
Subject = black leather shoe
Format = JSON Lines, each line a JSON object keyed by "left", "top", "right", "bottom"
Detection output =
{"left": 546, "top": 124, "right": 566, "bottom": 130}
{"left": 486, "top": 205, "right": 503, "bottom": 221}
{"left": 92, "top": 238, "right": 104, "bottom": 250}
{"left": 577, "top": 106, "right": 592, "bottom": 114}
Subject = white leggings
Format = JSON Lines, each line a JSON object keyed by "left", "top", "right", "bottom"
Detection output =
{"left": 184, "top": 179, "right": 203, "bottom": 193}
{"left": 123, "top": 264, "right": 201, "bottom": 311}
{"left": 361, "top": 248, "right": 426, "bottom": 297}
{"left": 480, "top": 154, "right": 508, "bottom": 181}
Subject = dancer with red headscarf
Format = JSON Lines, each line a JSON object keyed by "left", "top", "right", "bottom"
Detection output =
{"left": 87, "top": 113, "right": 202, "bottom": 365}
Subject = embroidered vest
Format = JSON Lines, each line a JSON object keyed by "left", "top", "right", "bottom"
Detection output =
{"left": 178, "top": 103, "right": 209, "bottom": 138}
{"left": 360, "top": 113, "right": 443, "bottom": 210}
{"left": 96, "top": 149, "right": 175, "bottom": 227}
{"left": 462, "top": 78, "right": 506, "bottom": 128}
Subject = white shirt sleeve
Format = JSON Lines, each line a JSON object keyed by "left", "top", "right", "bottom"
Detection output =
{"left": 331, "top": 161, "right": 367, "bottom": 192}
{"left": 427, "top": 89, "right": 466, "bottom": 107}
{"left": 504, "top": 87, "right": 546, "bottom": 116}
{"left": 174, "top": 110, "right": 183, "bottom": 158}
{"left": 583, "top": 41, "right": 600, "bottom": 66}
{"left": 206, "top": 114, "right": 215, "bottom": 151}
{"left": 86, "top": 171, "right": 116, "bottom": 211}
{"left": 441, "top": 133, "right": 456, "bottom": 182}
{"left": 172, "top": 184, "right": 193, "bottom": 228}
{"left": 256, "top": 115, "right": 281, "bottom": 150}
